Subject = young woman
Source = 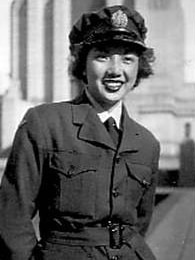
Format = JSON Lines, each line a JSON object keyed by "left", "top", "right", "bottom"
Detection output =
{"left": 0, "top": 5, "right": 160, "bottom": 260}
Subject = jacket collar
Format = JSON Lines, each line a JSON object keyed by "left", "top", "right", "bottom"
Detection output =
{"left": 71, "top": 94, "right": 141, "bottom": 152}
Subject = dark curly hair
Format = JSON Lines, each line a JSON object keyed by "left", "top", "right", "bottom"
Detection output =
{"left": 69, "top": 41, "right": 155, "bottom": 89}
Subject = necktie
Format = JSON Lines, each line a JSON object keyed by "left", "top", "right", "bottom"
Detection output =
{"left": 104, "top": 117, "right": 120, "bottom": 146}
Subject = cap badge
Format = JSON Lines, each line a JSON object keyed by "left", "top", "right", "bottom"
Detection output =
{"left": 111, "top": 10, "right": 128, "bottom": 28}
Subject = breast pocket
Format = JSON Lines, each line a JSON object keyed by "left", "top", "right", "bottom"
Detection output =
{"left": 125, "top": 162, "right": 152, "bottom": 207}
{"left": 47, "top": 151, "right": 100, "bottom": 216}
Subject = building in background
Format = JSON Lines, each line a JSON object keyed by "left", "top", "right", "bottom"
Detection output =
{"left": 0, "top": 0, "right": 195, "bottom": 184}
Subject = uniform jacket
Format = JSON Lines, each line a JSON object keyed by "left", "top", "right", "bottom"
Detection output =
{"left": 0, "top": 94, "right": 160, "bottom": 260}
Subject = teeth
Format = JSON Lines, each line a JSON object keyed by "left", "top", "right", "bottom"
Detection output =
{"left": 103, "top": 81, "right": 123, "bottom": 91}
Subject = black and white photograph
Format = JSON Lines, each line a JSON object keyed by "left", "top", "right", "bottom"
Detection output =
{"left": 0, "top": 1, "right": 194, "bottom": 259}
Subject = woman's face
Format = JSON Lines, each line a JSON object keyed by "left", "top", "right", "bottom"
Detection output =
{"left": 85, "top": 42, "right": 139, "bottom": 109}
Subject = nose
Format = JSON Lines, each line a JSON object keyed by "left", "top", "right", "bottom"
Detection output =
{"left": 107, "top": 55, "right": 122, "bottom": 76}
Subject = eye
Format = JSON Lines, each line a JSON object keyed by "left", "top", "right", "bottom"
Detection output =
{"left": 123, "top": 55, "right": 137, "bottom": 64}
{"left": 95, "top": 52, "right": 109, "bottom": 61}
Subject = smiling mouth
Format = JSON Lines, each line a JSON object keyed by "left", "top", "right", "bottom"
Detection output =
{"left": 103, "top": 80, "right": 124, "bottom": 92}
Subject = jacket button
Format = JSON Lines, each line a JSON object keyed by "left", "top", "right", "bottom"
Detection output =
{"left": 115, "top": 155, "right": 120, "bottom": 164}
{"left": 142, "top": 179, "right": 150, "bottom": 187}
{"left": 112, "top": 189, "right": 119, "bottom": 197}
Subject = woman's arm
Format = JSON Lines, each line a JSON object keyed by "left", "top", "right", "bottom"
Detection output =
{"left": 0, "top": 108, "right": 46, "bottom": 260}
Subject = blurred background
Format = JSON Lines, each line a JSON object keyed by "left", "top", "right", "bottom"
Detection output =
{"left": 0, "top": 1, "right": 194, "bottom": 259}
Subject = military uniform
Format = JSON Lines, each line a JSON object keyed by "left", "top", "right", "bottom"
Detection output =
{"left": 0, "top": 94, "right": 160, "bottom": 260}
{"left": 0, "top": 5, "right": 160, "bottom": 260}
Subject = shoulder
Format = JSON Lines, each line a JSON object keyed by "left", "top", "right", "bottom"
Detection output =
{"left": 126, "top": 112, "right": 160, "bottom": 152}
{"left": 124, "top": 108, "right": 159, "bottom": 143}
{"left": 138, "top": 121, "right": 159, "bottom": 151}
{"left": 24, "top": 101, "right": 72, "bottom": 122}
{"left": 32, "top": 101, "right": 71, "bottom": 115}
{"left": 129, "top": 118, "right": 161, "bottom": 166}
{"left": 137, "top": 122, "right": 160, "bottom": 161}
{"left": 17, "top": 102, "right": 73, "bottom": 137}
{"left": 135, "top": 120, "right": 159, "bottom": 144}
{"left": 26, "top": 92, "right": 88, "bottom": 119}
{"left": 16, "top": 101, "right": 74, "bottom": 146}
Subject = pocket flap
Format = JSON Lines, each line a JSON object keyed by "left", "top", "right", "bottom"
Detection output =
{"left": 49, "top": 151, "right": 98, "bottom": 177}
{"left": 126, "top": 162, "right": 152, "bottom": 188}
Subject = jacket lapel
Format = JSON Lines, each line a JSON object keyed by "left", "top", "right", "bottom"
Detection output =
{"left": 72, "top": 100, "right": 116, "bottom": 150}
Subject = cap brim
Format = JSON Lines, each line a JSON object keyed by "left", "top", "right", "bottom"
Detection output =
{"left": 80, "top": 30, "right": 147, "bottom": 52}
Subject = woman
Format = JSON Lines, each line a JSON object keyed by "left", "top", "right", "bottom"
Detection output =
{"left": 0, "top": 5, "right": 160, "bottom": 260}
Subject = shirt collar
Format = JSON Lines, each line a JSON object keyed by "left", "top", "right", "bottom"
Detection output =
{"left": 85, "top": 88, "right": 122, "bottom": 129}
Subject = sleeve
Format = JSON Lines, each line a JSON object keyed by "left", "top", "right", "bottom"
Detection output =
{"left": 136, "top": 140, "right": 160, "bottom": 236}
{"left": 0, "top": 108, "right": 47, "bottom": 260}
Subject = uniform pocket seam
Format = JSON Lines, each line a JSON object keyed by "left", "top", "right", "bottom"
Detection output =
{"left": 50, "top": 165, "right": 97, "bottom": 178}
